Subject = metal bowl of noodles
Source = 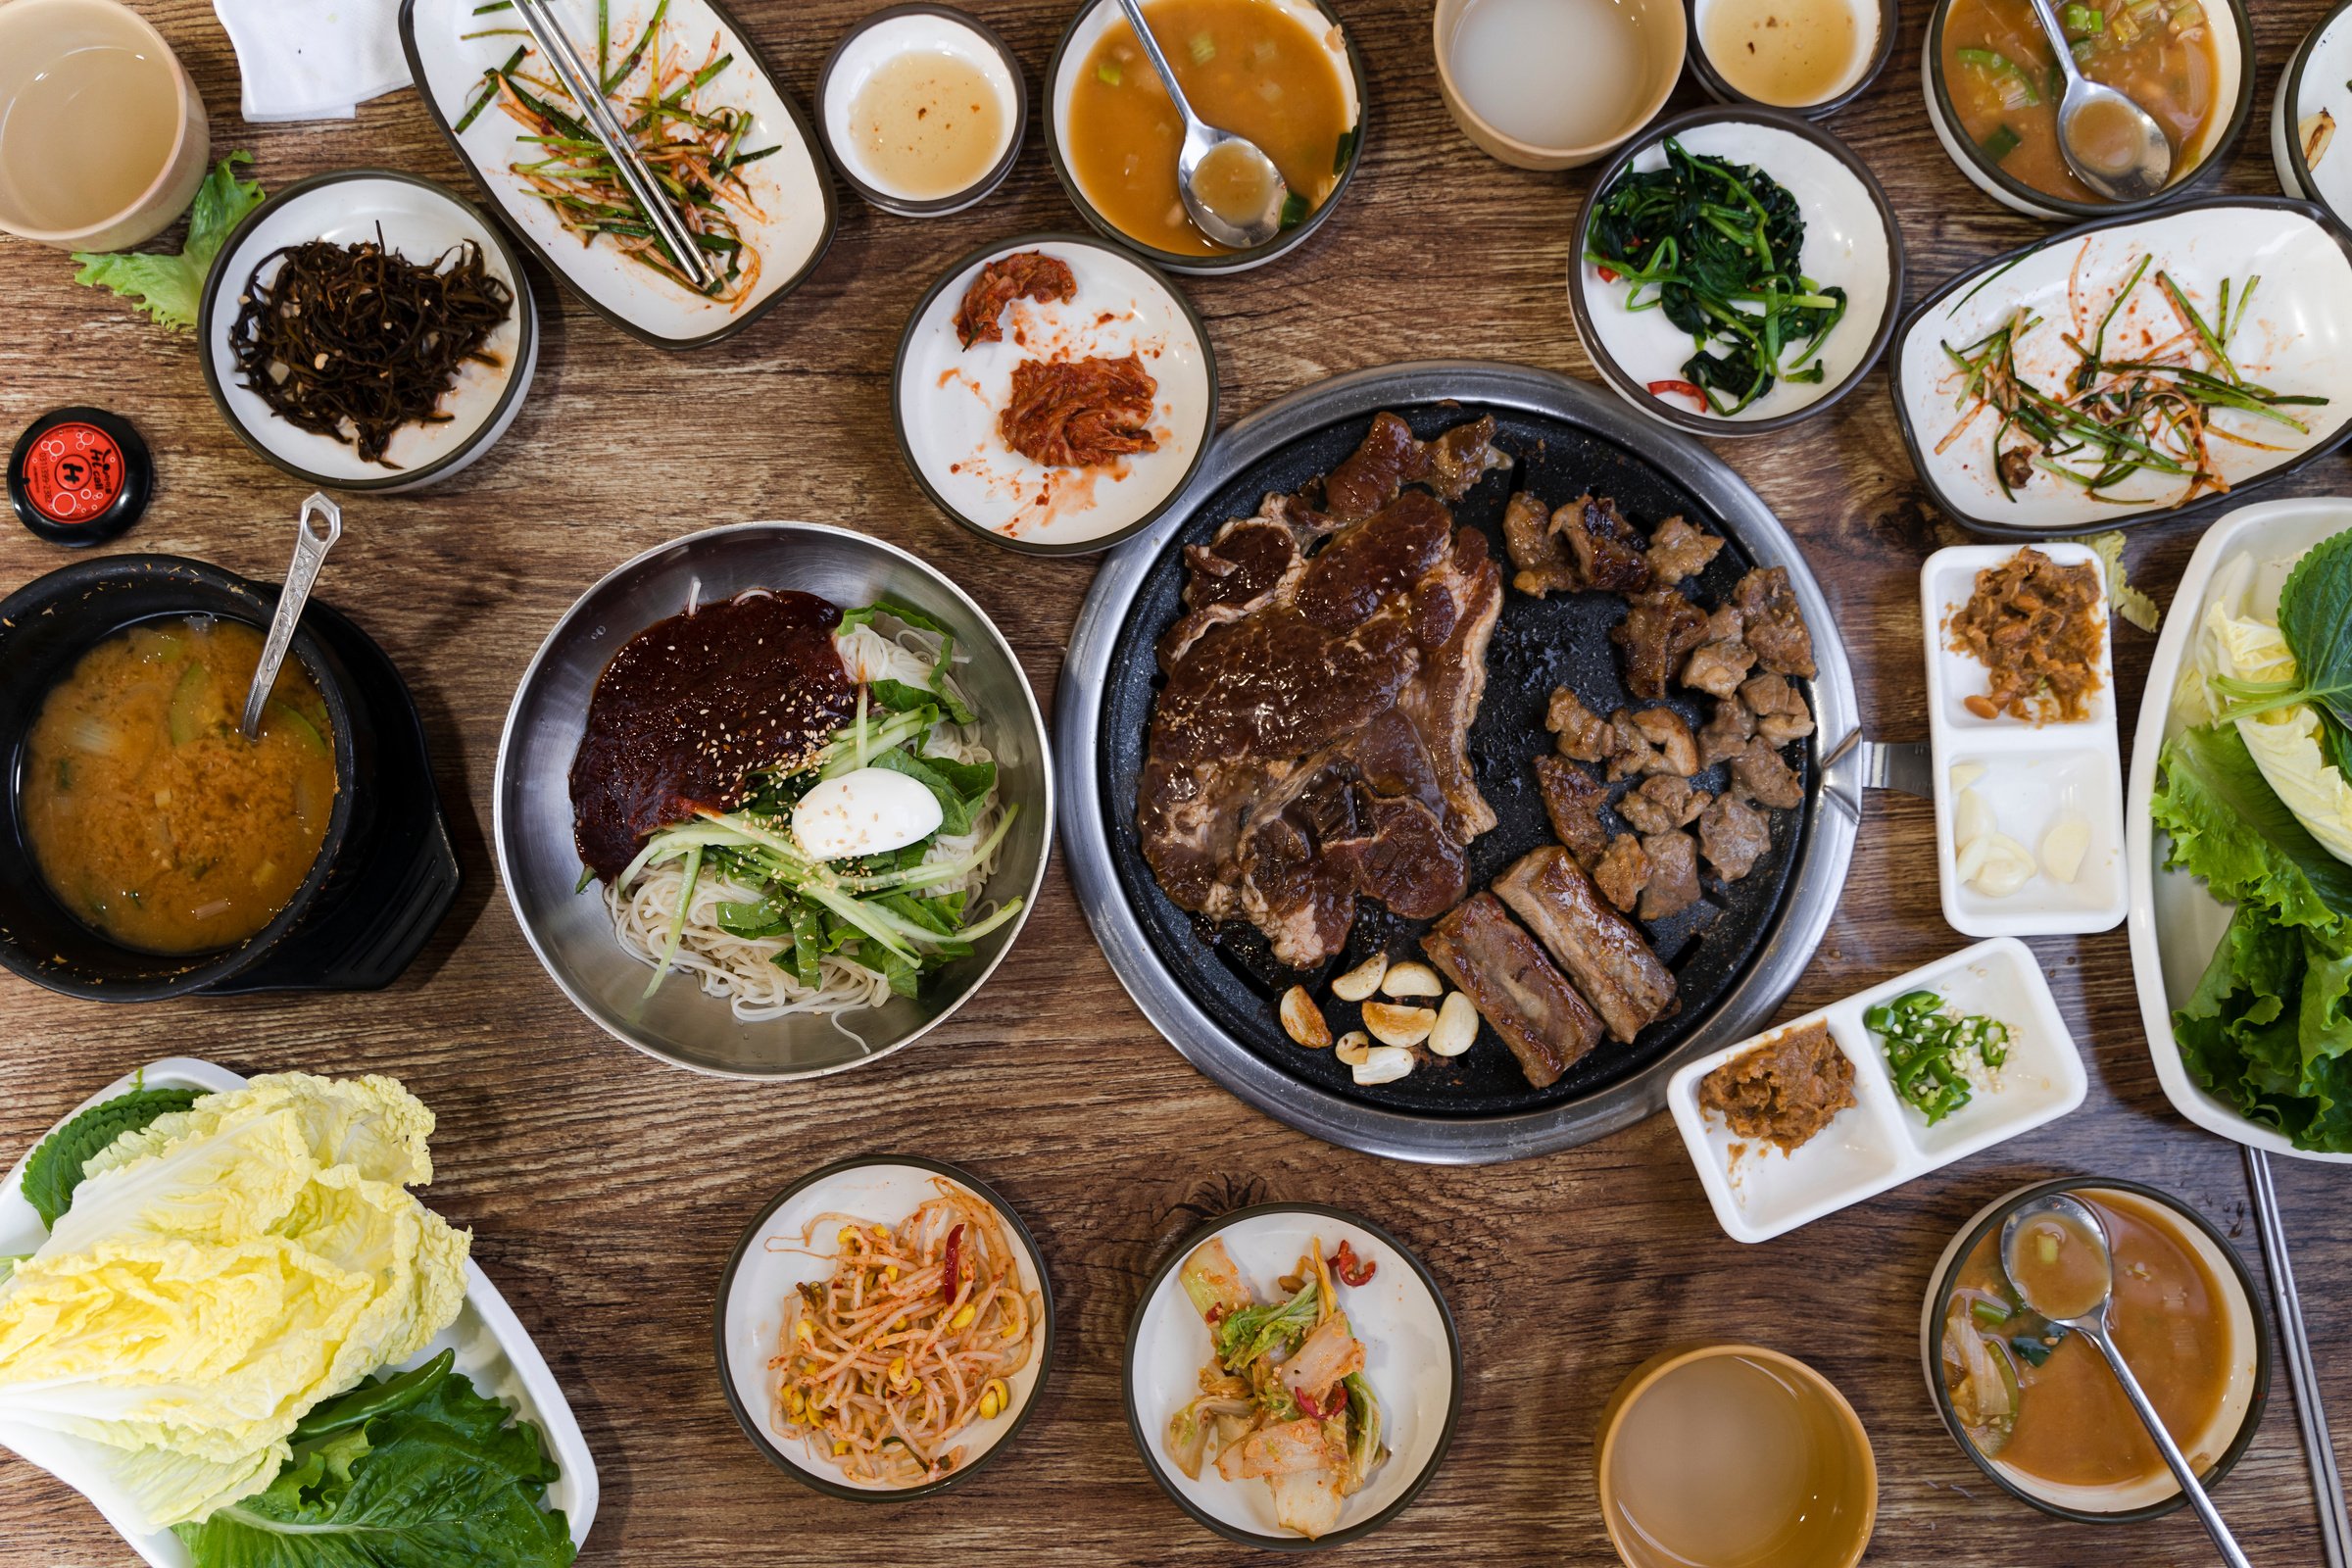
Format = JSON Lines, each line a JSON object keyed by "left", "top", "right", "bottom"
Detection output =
{"left": 494, "top": 521, "right": 1054, "bottom": 1079}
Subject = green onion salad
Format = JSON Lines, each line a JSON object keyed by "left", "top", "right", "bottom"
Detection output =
{"left": 605, "top": 603, "right": 1020, "bottom": 1020}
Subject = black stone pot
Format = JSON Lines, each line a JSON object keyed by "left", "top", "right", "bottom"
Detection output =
{"left": 0, "top": 555, "right": 375, "bottom": 1001}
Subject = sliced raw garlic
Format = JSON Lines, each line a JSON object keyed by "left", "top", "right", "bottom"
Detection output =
{"left": 2042, "top": 816, "right": 2091, "bottom": 883}
{"left": 1950, "top": 761, "right": 1987, "bottom": 791}
{"left": 1330, "top": 953, "right": 1388, "bottom": 1002}
{"left": 1429, "top": 992, "right": 1477, "bottom": 1056}
{"left": 1954, "top": 784, "right": 1993, "bottom": 848}
{"left": 1350, "top": 1045, "right": 1415, "bottom": 1085}
{"left": 1962, "top": 832, "right": 2037, "bottom": 897}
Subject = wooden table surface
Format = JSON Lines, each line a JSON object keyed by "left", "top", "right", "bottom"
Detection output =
{"left": 3, "top": 0, "right": 2348, "bottom": 1561}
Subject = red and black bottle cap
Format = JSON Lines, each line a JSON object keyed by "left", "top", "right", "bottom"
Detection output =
{"left": 10, "top": 407, "right": 153, "bottom": 547}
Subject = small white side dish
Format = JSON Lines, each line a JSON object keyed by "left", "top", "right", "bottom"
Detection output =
{"left": 2126, "top": 495, "right": 2352, "bottom": 1163}
{"left": 892, "top": 235, "right": 1216, "bottom": 554}
{"left": 2276, "top": 0, "right": 2352, "bottom": 221}
{"left": 1921, "top": 543, "right": 2127, "bottom": 938}
{"left": 714, "top": 1156, "right": 1054, "bottom": 1496}
{"left": 1668, "top": 938, "right": 2087, "bottom": 1244}
{"left": 1124, "top": 1204, "right": 1458, "bottom": 1547}
{"left": 196, "top": 171, "right": 536, "bottom": 492}
{"left": 0, "top": 1057, "right": 599, "bottom": 1568}
{"left": 1688, "top": 0, "right": 1887, "bottom": 118}
{"left": 400, "top": 0, "right": 834, "bottom": 349}
{"left": 1889, "top": 200, "right": 2352, "bottom": 535}
{"left": 817, "top": 5, "right": 1024, "bottom": 217}
{"left": 1569, "top": 108, "right": 1901, "bottom": 438}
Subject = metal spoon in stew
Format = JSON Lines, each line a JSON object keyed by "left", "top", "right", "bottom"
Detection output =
{"left": 2000, "top": 1193, "right": 2251, "bottom": 1568}
{"left": 238, "top": 492, "right": 343, "bottom": 742}
{"left": 2020, "top": 0, "right": 2174, "bottom": 202}
{"left": 1111, "top": 0, "right": 1289, "bottom": 248}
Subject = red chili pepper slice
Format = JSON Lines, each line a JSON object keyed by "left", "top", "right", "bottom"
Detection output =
{"left": 1647, "top": 379, "right": 1708, "bottom": 411}
{"left": 1328, "top": 1241, "right": 1376, "bottom": 1288}
{"left": 942, "top": 1223, "right": 964, "bottom": 1300}
{"left": 1596, "top": 266, "right": 1620, "bottom": 284}
{"left": 1297, "top": 1384, "right": 1341, "bottom": 1420}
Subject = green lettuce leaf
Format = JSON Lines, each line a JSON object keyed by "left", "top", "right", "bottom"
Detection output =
{"left": 175, "top": 1353, "right": 574, "bottom": 1568}
{"left": 71, "top": 153, "right": 265, "bottom": 331}
{"left": 2158, "top": 722, "right": 2352, "bottom": 1152}
{"left": 20, "top": 1085, "right": 200, "bottom": 1228}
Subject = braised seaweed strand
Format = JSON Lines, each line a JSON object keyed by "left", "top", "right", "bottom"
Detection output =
{"left": 1584, "top": 137, "right": 1849, "bottom": 416}
{"left": 488, "top": 5, "right": 776, "bottom": 301}
{"left": 226, "top": 230, "right": 514, "bottom": 467}
{"left": 1937, "top": 253, "right": 2328, "bottom": 506}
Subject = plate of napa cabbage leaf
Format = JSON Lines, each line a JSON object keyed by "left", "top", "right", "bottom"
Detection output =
{"left": 0, "top": 1058, "right": 598, "bottom": 1564}
{"left": 2128, "top": 498, "right": 2352, "bottom": 1160}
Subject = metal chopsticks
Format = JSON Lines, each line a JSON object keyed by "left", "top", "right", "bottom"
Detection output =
{"left": 508, "top": 0, "right": 712, "bottom": 291}
{"left": 2246, "top": 1144, "right": 2351, "bottom": 1568}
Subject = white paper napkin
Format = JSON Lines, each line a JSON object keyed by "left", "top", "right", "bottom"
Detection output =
{"left": 213, "top": 0, "right": 413, "bottom": 122}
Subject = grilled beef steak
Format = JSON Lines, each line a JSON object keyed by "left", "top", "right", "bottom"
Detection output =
{"left": 1421, "top": 894, "right": 1601, "bottom": 1088}
{"left": 1136, "top": 416, "right": 1507, "bottom": 967}
{"left": 1494, "top": 848, "right": 1680, "bottom": 1043}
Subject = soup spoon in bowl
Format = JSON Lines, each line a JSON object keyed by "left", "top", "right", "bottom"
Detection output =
{"left": 237, "top": 491, "right": 343, "bottom": 742}
{"left": 1110, "top": 0, "right": 1289, "bottom": 248}
{"left": 2020, "top": 0, "right": 2174, "bottom": 202}
{"left": 2001, "top": 1193, "right": 2251, "bottom": 1567}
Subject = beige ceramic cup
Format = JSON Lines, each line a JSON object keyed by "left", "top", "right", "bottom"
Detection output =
{"left": 1595, "top": 1342, "right": 1879, "bottom": 1568}
{"left": 1431, "top": 0, "right": 1686, "bottom": 171}
{"left": 0, "top": 0, "right": 208, "bottom": 251}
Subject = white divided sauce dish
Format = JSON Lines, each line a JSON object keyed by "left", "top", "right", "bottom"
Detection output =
{"left": 198, "top": 172, "right": 536, "bottom": 492}
{"left": 1921, "top": 542, "right": 2128, "bottom": 939}
{"left": 2127, "top": 494, "right": 2352, "bottom": 1163}
{"left": 1575, "top": 117, "right": 1893, "bottom": 432}
{"left": 715, "top": 1158, "right": 1052, "bottom": 1493}
{"left": 1124, "top": 1206, "right": 1457, "bottom": 1545}
{"left": 1668, "top": 938, "right": 2087, "bottom": 1244}
{"left": 0, "top": 1058, "right": 599, "bottom": 1568}
{"left": 819, "top": 8, "right": 1023, "bottom": 216}
{"left": 894, "top": 236, "right": 1214, "bottom": 552}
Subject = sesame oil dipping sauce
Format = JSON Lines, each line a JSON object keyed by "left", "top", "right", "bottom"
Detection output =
{"left": 1700, "top": 0, "right": 1868, "bottom": 108}
{"left": 1445, "top": 0, "right": 1655, "bottom": 151}
{"left": 847, "top": 49, "right": 1008, "bottom": 202}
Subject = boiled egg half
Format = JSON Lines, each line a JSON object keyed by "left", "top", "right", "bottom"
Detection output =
{"left": 791, "top": 766, "right": 942, "bottom": 861}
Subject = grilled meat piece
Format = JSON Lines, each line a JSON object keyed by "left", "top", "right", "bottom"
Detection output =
{"left": 1740, "top": 672, "right": 1816, "bottom": 745}
{"left": 1631, "top": 707, "right": 1699, "bottom": 778}
{"left": 1322, "top": 412, "right": 1507, "bottom": 525}
{"left": 1682, "top": 605, "right": 1756, "bottom": 699}
{"left": 1592, "top": 833, "right": 1649, "bottom": 913}
{"left": 1547, "top": 686, "right": 1611, "bottom": 763}
{"left": 1505, "top": 492, "right": 1653, "bottom": 597}
{"left": 1422, "top": 893, "right": 1602, "bottom": 1089}
{"left": 1638, "top": 829, "right": 1704, "bottom": 922}
{"left": 1000, "top": 354, "right": 1158, "bottom": 467}
{"left": 1534, "top": 755, "right": 1612, "bottom": 869}
{"left": 1503, "top": 491, "right": 1578, "bottom": 597}
{"left": 1617, "top": 774, "right": 1712, "bottom": 835}
{"left": 1729, "top": 739, "right": 1805, "bottom": 811}
{"left": 1733, "top": 565, "right": 1817, "bottom": 678}
{"left": 1494, "top": 848, "right": 1680, "bottom": 1043}
{"left": 1647, "top": 515, "right": 1725, "bottom": 583}
{"left": 954, "top": 250, "right": 1076, "bottom": 348}
{"left": 1603, "top": 708, "right": 1657, "bottom": 782}
{"left": 1137, "top": 418, "right": 1504, "bottom": 967}
{"left": 1613, "top": 590, "right": 1710, "bottom": 700}
{"left": 1697, "top": 791, "right": 1773, "bottom": 882}
{"left": 1697, "top": 697, "right": 1756, "bottom": 769}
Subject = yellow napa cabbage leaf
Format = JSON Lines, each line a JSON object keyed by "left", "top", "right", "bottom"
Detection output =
{"left": 2197, "top": 600, "right": 2352, "bottom": 867}
{"left": 0, "top": 1073, "right": 469, "bottom": 1532}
